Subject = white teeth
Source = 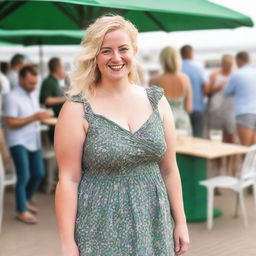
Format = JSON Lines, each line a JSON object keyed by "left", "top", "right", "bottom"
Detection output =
{"left": 109, "top": 65, "right": 123, "bottom": 69}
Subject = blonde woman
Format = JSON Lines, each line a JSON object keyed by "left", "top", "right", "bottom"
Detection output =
{"left": 208, "top": 54, "right": 235, "bottom": 143}
{"left": 150, "top": 46, "right": 193, "bottom": 136}
{"left": 55, "top": 15, "right": 189, "bottom": 256}
{"left": 208, "top": 54, "right": 235, "bottom": 176}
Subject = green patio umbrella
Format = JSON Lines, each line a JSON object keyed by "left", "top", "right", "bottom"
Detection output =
{"left": 0, "top": 29, "right": 83, "bottom": 45}
{"left": 0, "top": 29, "right": 84, "bottom": 74}
{"left": 0, "top": 0, "right": 253, "bottom": 32}
{"left": 0, "top": 40, "right": 18, "bottom": 45}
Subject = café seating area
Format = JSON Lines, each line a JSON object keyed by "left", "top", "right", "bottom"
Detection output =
{"left": 1, "top": 182, "right": 256, "bottom": 256}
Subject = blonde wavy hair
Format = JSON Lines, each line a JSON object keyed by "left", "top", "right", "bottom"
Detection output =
{"left": 221, "top": 54, "right": 233, "bottom": 65}
{"left": 67, "top": 15, "right": 138, "bottom": 98}
{"left": 159, "top": 46, "right": 181, "bottom": 74}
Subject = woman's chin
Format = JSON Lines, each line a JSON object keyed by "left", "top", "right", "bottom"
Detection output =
{"left": 107, "top": 73, "right": 128, "bottom": 81}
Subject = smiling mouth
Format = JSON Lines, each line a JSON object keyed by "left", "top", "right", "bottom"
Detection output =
{"left": 108, "top": 64, "right": 125, "bottom": 71}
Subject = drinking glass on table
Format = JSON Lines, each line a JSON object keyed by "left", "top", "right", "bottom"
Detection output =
{"left": 209, "top": 129, "right": 223, "bottom": 142}
{"left": 176, "top": 129, "right": 188, "bottom": 136}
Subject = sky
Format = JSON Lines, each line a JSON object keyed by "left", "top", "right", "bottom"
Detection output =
{"left": 211, "top": 0, "right": 256, "bottom": 22}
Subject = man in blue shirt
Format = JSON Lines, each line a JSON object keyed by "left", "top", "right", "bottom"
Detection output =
{"left": 4, "top": 65, "right": 52, "bottom": 224}
{"left": 181, "top": 45, "right": 208, "bottom": 138}
{"left": 224, "top": 51, "right": 256, "bottom": 146}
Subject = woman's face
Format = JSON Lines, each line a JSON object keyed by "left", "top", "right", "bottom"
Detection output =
{"left": 96, "top": 29, "right": 135, "bottom": 82}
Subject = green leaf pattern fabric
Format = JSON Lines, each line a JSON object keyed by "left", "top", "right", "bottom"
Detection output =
{"left": 69, "top": 86, "right": 174, "bottom": 255}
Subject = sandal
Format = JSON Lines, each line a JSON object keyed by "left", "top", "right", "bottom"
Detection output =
{"left": 26, "top": 203, "right": 39, "bottom": 214}
{"left": 16, "top": 212, "right": 38, "bottom": 224}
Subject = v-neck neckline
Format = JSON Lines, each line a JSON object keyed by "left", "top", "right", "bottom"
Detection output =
{"left": 92, "top": 110, "right": 155, "bottom": 136}
{"left": 85, "top": 87, "right": 155, "bottom": 136}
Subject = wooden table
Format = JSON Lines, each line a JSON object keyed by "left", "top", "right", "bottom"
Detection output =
{"left": 175, "top": 136, "right": 249, "bottom": 222}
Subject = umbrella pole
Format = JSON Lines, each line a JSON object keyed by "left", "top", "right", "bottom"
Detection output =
{"left": 38, "top": 41, "right": 44, "bottom": 77}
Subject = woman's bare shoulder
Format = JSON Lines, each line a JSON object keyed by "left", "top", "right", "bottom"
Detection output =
{"left": 179, "top": 73, "right": 192, "bottom": 88}
{"left": 61, "top": 100, "right": 84, "bottom": 116}
{"left": 131, "top": 84, "right": 148, "bottom": 94}
{"left": 57, "top": 100, "right": 88, "bottom": 131}
{"left": 179, "top": 72, "right": 189, "bottom": 81}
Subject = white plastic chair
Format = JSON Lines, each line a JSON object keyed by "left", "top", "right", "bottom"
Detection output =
{"left": 42, "top": 148, "right": 57, "bottom": 194}
{"left": 0, "top": 154, "right": 17, "bottom": 233}
{"left": 41, "top": 125, "right": 57, "bottom": 194}
{"left": 199, "top": 145, "right": 256, "bottom": 230}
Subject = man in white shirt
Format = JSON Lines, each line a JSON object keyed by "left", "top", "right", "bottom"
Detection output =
{"left": 4, "top": 65, "right": 52, "bottom": 224}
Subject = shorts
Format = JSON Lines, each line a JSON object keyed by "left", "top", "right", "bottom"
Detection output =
{"left": 208, "top": 112, "right": 235, "bottom": 134}
{"left": 236, "top": 114, "right": 256, "bottom": 130}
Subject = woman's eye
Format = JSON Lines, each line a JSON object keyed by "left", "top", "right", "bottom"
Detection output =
{"left": 101, "top": 50, "right": 110, "bottom": 54}
{"left": 120, "top": 48, "right": 129, "bottom": 52}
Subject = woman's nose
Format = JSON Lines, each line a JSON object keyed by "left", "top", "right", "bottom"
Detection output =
{"left": 111, "top": 51, "right": 122, "bottom": 62}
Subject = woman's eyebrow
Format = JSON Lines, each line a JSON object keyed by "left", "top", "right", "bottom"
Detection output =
{"left": 100, "top": 46, "right": 111, "bottom": 49}
{"left": 118, "top": 44, "right": 130, "bottom": 48}
{"left": 101, "top": 44, "right": 129, "bottom": 49}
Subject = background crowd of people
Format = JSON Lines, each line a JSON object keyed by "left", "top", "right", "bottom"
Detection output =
{"left": 0, "top": 55, "right": 67, "bottom": 223}
{"left": 0, "top": 44, "right": 255, "bottom": 224}
{"left": 149, "top": 46, "right": 256, "bottom": 147}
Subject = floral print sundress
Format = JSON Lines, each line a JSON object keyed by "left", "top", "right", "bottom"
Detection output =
{"left": 70, "top": 85, "right": 174, "bottom": 256}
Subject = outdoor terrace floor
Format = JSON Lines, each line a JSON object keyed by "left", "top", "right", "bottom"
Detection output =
{"left": 1, "top": 189, "right": 256, "bottom": 256}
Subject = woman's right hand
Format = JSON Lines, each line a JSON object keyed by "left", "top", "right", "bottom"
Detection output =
{"left": 61, "top": 241, "right": 79, "bottom": 256}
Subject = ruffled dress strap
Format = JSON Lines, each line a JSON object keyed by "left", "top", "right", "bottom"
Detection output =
{"left": 146, "top": 85, "right": 164, "bottom": 110}
{"left": 66, "top": 94, "right": 93, "bottom": 121}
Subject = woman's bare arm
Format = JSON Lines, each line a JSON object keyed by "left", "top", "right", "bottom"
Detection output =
{"left": 183, "top": 75, "right": 193, "bottom": 113}
{"left": 158, "top": 96, "right": 189, "bottom": 255}
{"left": 54, "top": 100, "right": 88, "bottom": 252}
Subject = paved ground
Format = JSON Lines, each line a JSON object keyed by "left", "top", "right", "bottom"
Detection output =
{"left": 1, "top": 188, "right": 256, "bottom": 256}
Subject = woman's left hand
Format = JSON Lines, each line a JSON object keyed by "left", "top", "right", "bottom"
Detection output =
{"left": 173, "top": 223, "right": 190, "bottom": 255}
